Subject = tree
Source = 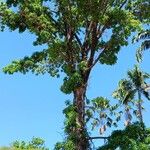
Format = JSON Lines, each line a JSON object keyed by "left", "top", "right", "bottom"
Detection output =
{"left": 0, "top": 137, "right": 48, "bottom": 150}
{"left": 0, "top": 147, "right": 11, "bottom": 150}
{"left": 127, "top": 66, "right": 150, "bottom": 122}
{"left": 0, "top": 0, "right": 147, "bottom": 149}
{"left": 12, "top": 137, "right": 48, "bottom": 150}
{"left": 98, "top": 122, "right": 150, "bottom": 150}
{"left": 134, "top": 29, "right": 150, "bottom": 62}
{"left": 113, "top": 65, "right": 150, "bottom": 124}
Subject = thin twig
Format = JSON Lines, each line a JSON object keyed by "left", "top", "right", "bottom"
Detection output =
{"left": 119, "top": 0, "right": 128, "bottom": 9}
{"left": 88, "top": 136, "right": 109, "bottom": 140}
{"left": 74, "top": 33, "right": 82, "bottom": 47}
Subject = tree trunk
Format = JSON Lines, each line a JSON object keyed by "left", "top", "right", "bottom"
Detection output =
{"left": 124, "top": 104, "right": 132, "bottom": 126}
{"left": 137, "top": 90, "right": 143, "bottom": 123}
{"left": 73, "top": 84, "right": 89, "bottom": 150}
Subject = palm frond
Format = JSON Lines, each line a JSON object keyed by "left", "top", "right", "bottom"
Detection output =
{"left": 144, "top": 86, "right": 150, "bottom": 92}
{"left": 113, "top": 79, "right": 135, "bottom": 104}
{"left": 140, "top": 82, "right": 150, "bottom": 98}
{"left": 123, "top": 89, "right": 136, "bottom": 104}
{"left": 134, "top": 29, "right": 150, "bottom": 42}
{"left": 114, "top": 66, "right": 150, "bottom": 123}
{"left": 127, "top": 65, "right": 145, "bottom": 88}
{"left": 142, "top": 88, "right": 150, "bottom": 100}
{"left": 143, "top": 73, "right": 150, "bottom": 79}
{"left": 136, "top": 40, "right": 150, "bottom": 62}
{"left": 134, "top": 29, "right": 150, "bottom": 63}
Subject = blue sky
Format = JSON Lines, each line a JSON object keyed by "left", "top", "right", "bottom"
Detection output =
{"left": 0, "top": 28, "right": 149, "bottom": 149}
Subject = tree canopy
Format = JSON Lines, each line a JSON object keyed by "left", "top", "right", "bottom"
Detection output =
{"left": 99, "top": 122, "right": 150, "bottom": 150}
{"left": 0, "top": 0, "right": 142, "bottom": 78}
{"left": 0, "top": 137, "right": 48, "bottom": 150}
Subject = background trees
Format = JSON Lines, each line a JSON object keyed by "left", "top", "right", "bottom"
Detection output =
{"left": 99, "top": 122, "right": 150, "bottom": 150}
{"left": 113, "top": 66, "right": 150, "bottom": 124}
{"left": 0, "top": 137, "right": 48, "bottom": 150}
{"left": 135, "top": 29, "right": 150, "bottom": 62}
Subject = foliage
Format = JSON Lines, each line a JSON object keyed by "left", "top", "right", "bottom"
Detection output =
{"left": 98, "top": 122, "right": 150, "bottom": 150}
{"left": 54, "top": 97, "right": 121, "bottom": 149}
{"left": 0, "top": 147, "right": 11, "bottom": 150}
{"left": 133, "top": 29, "right": 150, "bottom": 62}
{"left": 128, "top": 0, "right": 150, "bottom": 24}
{"left": 0, "top": 0, "right": 142, "bottom": 84}
{"left": 113, "top": 65, "right": 150, "bottom": 124}
{"left": 113, "top": 65, "right": 150, "bottom": 103}
{"left": 85, "top": 97, "right": 120, "bottom": 134}
{"left": 0, "top": 137, "right": 48, "bottom": 150}
{"left": 54, "top": 140, "right": 75, "bottom": 150}
{"left": 12, "top": 137, "right": 48, "bottom": 150}
{"left": 54, "top": 101, "right": 86, "bottom": 150}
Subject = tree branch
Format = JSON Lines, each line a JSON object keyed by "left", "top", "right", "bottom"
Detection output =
{"left": 82, "top": 21, "right": 93, "bottom": 56}
{"left": 97, "top": 25, "right": 107, "bottom": 39}
{"left": 87, "top": 47, "right": 104, "bottom": 70}
{"left": 74, "top": 33, "right": 82, "bottom": 48}
{"left": 88, "top": 136, "right": 109, "bottom": 140}
{"left": 87, "top": 22, "right": 108, "bottom": 69}
{"left": 88, "top": 22, "right": 98, "bottom": 66}
{"left": 119, "top": 0, "right": 128, "bottom": 9}
{"left": 89, "top": 37, "right": 110, "bottom": 70}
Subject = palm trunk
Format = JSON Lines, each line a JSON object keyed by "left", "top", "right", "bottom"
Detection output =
{"left": 137, "top": 90, "right": 143, "bottom": 123}
{"left": 74, "top": 85, "right": 89, "bottom": 150}
{"left": 124, "top": 104, "right": 131, "bottom": 126}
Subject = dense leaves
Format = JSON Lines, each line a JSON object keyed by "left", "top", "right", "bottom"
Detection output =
{"left": 98, "top": 122, "right": 150, "bottom": 150}
{"left": 0, "top": 0, "right": 142, "bottom": 77}
{"left": 12, "top": 137, "right": 48, "bottom": 150}
{"left": 0, "top": 137, "right": 48, "bottom": 150}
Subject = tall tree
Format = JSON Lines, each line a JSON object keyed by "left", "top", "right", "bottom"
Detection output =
{"left": 0, "top": 0, "right": 147, "bottom": 149}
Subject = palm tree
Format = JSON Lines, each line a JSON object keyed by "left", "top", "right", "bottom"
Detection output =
{"left": 113, "top": 65, "right": 150, "bottom": 124}
{"left": 127, "top": 65, "right": 150, "bottom": 122}
{"left": 113, "top": 79, "right": 134, "bottom": 126}
{"left": 134, "top": 29, "right": 150, "bottom": 62}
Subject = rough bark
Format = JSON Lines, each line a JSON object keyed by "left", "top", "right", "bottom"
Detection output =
{"left": 124, "top": 104, "right": 132, "bottom": 126}
{"left": 73, "top": 84, "right": 89, "bottom": 150}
